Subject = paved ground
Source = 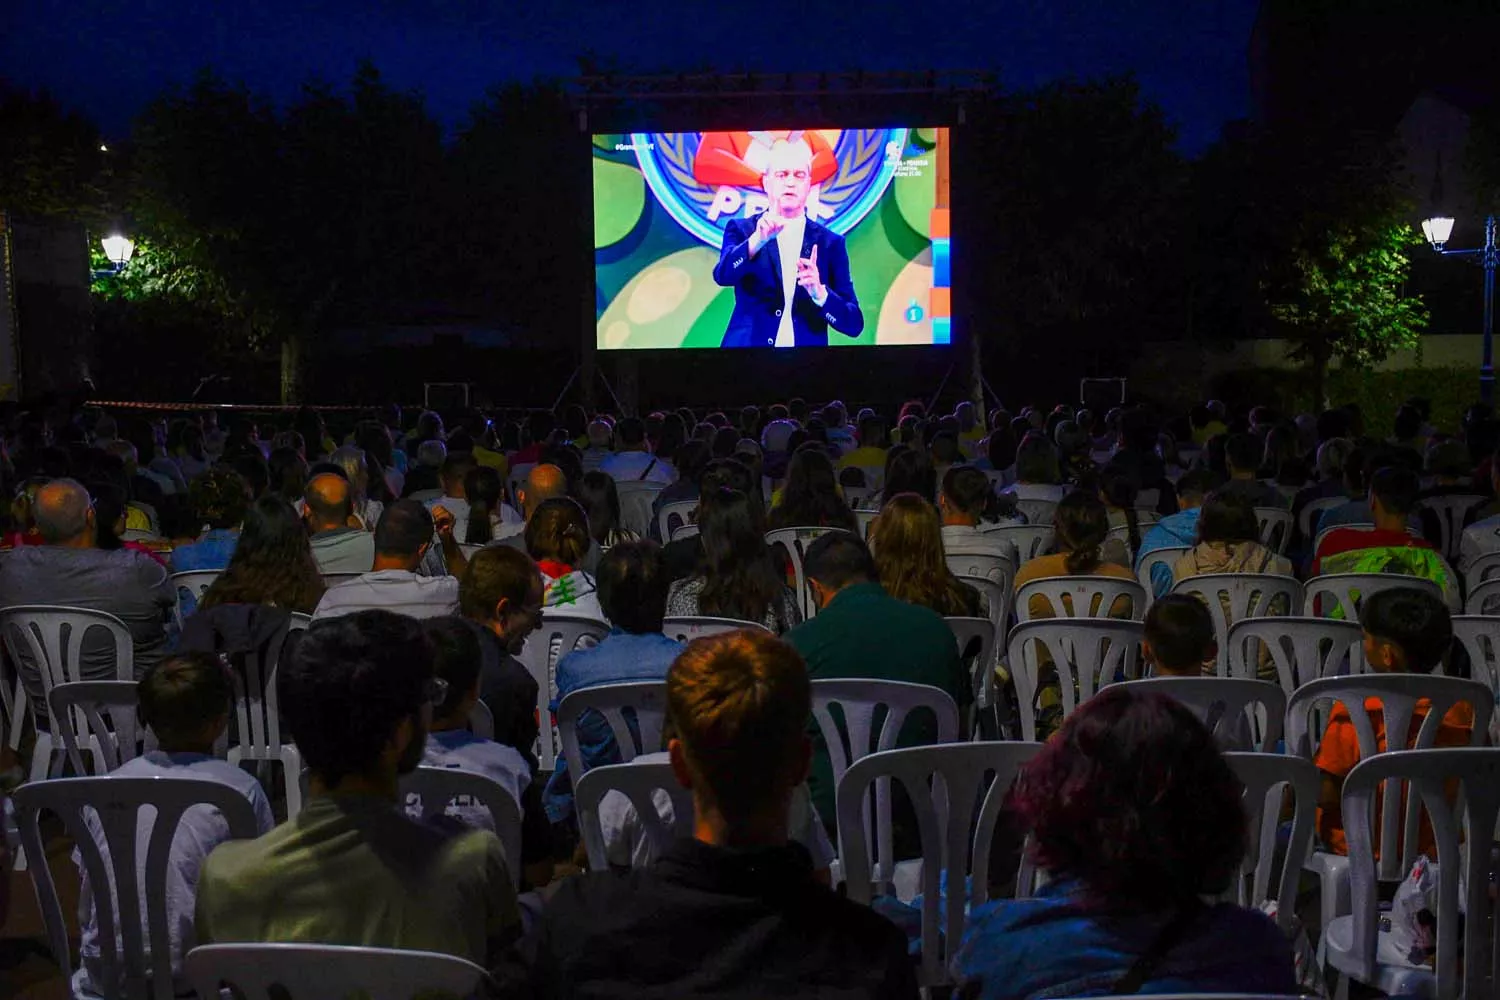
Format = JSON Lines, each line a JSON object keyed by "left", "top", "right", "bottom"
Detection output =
{"left": 2, "top": 824, "right": 76, "bottom": 1000}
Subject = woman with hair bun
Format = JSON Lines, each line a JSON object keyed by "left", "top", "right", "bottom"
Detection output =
{"left": 524, "top": 497, "right": 605, "bottom": 620}
{"left": 1012, "top": 491, "right": 1136, "bottom": 620}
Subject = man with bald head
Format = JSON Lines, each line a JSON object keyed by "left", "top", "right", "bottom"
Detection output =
{"left": 304, "top": 471, "right": 376, "bottom": 574}
{"left": 492, "top": 464, "right": 602, "bottom": 574}
{"left": 0, "top": 479, "right": 174, "bottom": 714}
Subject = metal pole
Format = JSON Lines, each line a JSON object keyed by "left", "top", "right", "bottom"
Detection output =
{"left": 1484, "top": 214, "right": 1496, "bottom": 406}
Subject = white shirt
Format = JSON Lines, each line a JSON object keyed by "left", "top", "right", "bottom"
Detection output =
{"left": 1459, "top": 512, "right": 1500, "bottom": 573}
{"left": 311, "top": 569, "right": 460, "bottom": 621}
{"left": 598, "top": 451, "right": 676, "bottom": 486}
{"left": 75, "top": 752, "right": 274, "bottom": 997}
{"left": 774, "top": 213, "right": 808, "bottom": 348}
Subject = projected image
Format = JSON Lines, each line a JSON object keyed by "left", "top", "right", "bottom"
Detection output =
{"left": 593, "top": 127, "right": 950, "bottom": 350}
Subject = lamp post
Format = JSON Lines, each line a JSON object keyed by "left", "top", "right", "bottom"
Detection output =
{"left": 100, "top": 234, "right": 135, "bottom": 271}
{"left": 1422, "top": 213, "right": 1496, "bottom": 405}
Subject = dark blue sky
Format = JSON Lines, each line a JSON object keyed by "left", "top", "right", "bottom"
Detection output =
{"left": 4, "top": 0, "right": 1260, "bottom": 152}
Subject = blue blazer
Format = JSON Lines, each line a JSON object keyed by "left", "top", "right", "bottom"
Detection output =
{"left": 712, "top": 214, "right": 864, "bottom": 348}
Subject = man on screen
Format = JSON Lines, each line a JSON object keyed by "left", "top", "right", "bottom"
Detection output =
{"left": 712, "top": 137, "right": 864, "bottom": 349}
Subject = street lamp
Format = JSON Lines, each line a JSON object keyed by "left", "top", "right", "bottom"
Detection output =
{"left": 101, "top": 234, "right": 135, "bottom": 269}
{"left": 1422, "top": 213, "right": 1497, "bottom": 405}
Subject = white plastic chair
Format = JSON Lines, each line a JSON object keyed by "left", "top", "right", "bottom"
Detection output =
{"left": 1136, "top": 545, "right": 1192, "bottom": 598}
{"left": 843, "top": 486, "right": 878, "bottom": 510}
{"left": 1225, "top": 616, "right": 1364, "bottom": 694}
{"left": 398, "top": 765, "right": 523, "bottom": 875}
{"left": 836, "top": 742, "right": 1044, "bottom": 988}
{"left": 1253, "top": 506, "right": 1294, "bottom": 554}
{"left": 1417, "top": 494, "right": 1486, "bottom": 562}
{"left": 670, "top": 523, "right": 699, "bottom": 542}
{"left": 1464, "top": 577, "right": 1500, "bottom": 615}
{"left": 1171, "top": 573, "right": 1302, "bottom": 673}
{"left": 614, "top": 481, "right": 666, "bottom": 537}
{"left": 980, "top": 523, "right": 1054, "bottom": 565}
{"left": 1299, "top": 495, "right": 1348, "bottom": 542}
{"left": 1014, "top": 575, "right": 1148, "bottom": 622}
{"left": 185, "top": 943, "right": 489, "bottom": 1000}
{"left": 852, "top": 508, "right": 878, "bottom": 541}
{"left": 1123, "top": 677, "right": 1285, "bottom": 752}
{"left": 945, "top": 617, "right": 998, "bottom": 737}
{"left": 170, "top": 570, "right": 221, "bottom": 624}
{"left": 15, "top": 776, "right": 260, "bottom": 1000}
{"left": 1325, "top": 748, "right": 1500, "bottom": 1000}
{"left": 0, "top": 605, "right": 135, "bottom": 785}
{"left": 223, "top": 616, "right": 309, "bottom": 819}
{"left": 46, "top": 680, "right": 144, "bottom": 775}
{"left": 516, "top": 614, "right": 611, "bottom": 771}
{"left": 574, "top": 760, "right": 693, "bottom": 871}
{"left": 467, "top": 699, "right": 494, "bottom": 739}
{"left": 556, "top": 680, "right": 668, "bottom": 786}
{"left": 655, "top": 500, "right": 697, "bottom": 542}
{"left": 942, "top": 543, "right": 1016, "bottom": 594}
{"left": 1006, "top": 620, "right": 1144, "bottom": 741}
{"left": 1221, "top": 752, "right": 1320, "bottom": 934}
{"left": 765, "top": 526, "right": 852, "bottom": 620}
{"left": 661, "top": 615, "right": 770, "bottom": 643}
{"left": 955, "top": 575, "right": 1008, "bottom": 642}
{"left": 1313, "top": 521, "right": 1374, "bottom": 554}
{"left": 1451, "top": 615, "right": 1500, "bottom": 742}
{"left": 1461, "top": 551, "right": 1500, "bottom": 606}
{"left": 1012, "top": 498, "right": 1057, "bottom": 528}
{"left": 1303, "top": 572, "right": 1446, "bottom": 621}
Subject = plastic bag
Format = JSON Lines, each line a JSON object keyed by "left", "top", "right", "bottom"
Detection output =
{"left": 1258, "top": 900, "right": 1327, "bottom": 996}
{"left": 1389, "top": 854, "right": 1439, "bottom": 966}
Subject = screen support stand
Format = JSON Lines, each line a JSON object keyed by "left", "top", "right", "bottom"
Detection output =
{"left": 924, "top": 362, "right": 955, "bottom": 417}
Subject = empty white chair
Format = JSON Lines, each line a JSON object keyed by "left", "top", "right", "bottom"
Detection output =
{"left": 398, "top": 765, "right": 522, "bottom": 875}
{"left": 945, "top": 617, "right": 998, "bottom": 736}
{"left": 1171, "top": 574, "right": 1302, "bottom": 673}
{"left": 556, "top": 680, "right": 668, "bottom": 785}
{"left": 1225, "top": 616, "right": 1364, "bottom": 694}
{"left": 1464, "top": 577, "right": 1500, "bottom": 615}
{"left": 980, "top": 523, "right": 1054, "bottom": 565}
{"left": 1014, "top": 575, "right": 1148, "bottom": 623}
{"left": 1221, "top": 753, "right": 1319, "bottom": 934}
{"left": 614, "top": 481, "right": 666, "bottom": 537}
{"left": 15, "top": 776, "right": 261, "bottom": 1000}
{"left": 46, "top": 680, "right": 143, "bottom": 775}
{"left": 836, "top": 742, "right": 1044, "bottom": 989}
{"left": 0, "top": 605, "right": 135, "bottom": 785}
{"left": 574, "top": 760, "right": 693, "bottom": 871}
{"left": 1123, "top": 677, "right": 1285, "bottom": 752}
{"left": 185, "top": 943, "right": 488, "bottom": 1000}
{"left": 1461, "top": 551, "right": 1500, "bottom": 605}
{"left": 1298, "top": 495, "right": 1347, "bottom": 542}
{"left": 661, "top": 615, "right": 770, "bottom": 643}
{"left": 655, "top": 500, "right": 697, "bottom": 542}
{"left": 170, "top": 570, "right": 221, "bottom": 624}
{"left": 1324, "top": 747, "right": 1500, "bottom": 1000}
{"left": 1136, "top": 545, "right": 1192, "bottom": 598}
{"left": 765, "top": 526, "right": 852, "bottom": 620}
{"left": 1253, "top": 507, "right": 1294, "bottom": 554}
{"left": 1303, "top": 573, "right": 1446, "bottom": 621}
{"left": 1006, "top": 620, "right": 1144, "bottom": 741}
{"left": 1416, "top": 493, "right": 1485, "bottom": 562}
{"left": 223, "top": 616, "right": 308, "bottom": 819}
{"left": 516, "top": 614, "right": 611, "bottom": 771}
{"left": 467, "top": 699, "right": 494, "bottom": 739}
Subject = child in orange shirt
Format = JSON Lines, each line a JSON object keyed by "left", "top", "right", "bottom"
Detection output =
{"left": 1315, "top": 588, "right": 1474, "bottom": 855}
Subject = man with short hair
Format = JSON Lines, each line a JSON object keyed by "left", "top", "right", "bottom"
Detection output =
{"left": 1315, "top": 467, "right": 1456, "bottom": 607}
{"left": 784, "top": 533, "right": 969, "bottom": 825}
{"left": 197, "top": 611, "right": 521, "bottom": 967}
{"left": 402, "top": 439, "right": 448, "bottom": 499}
{"left": 425, "top": 452, "right": 481, "bottom": 539}
{"left": 304, "top": 472, "right": 376, "bottom": 574}
{"left": 580, "top": 419, "right": 614, "bottom": 472}
{"left": 599, "top": 417, "right": 675, "bottom": 484}
{"left": 312, "top": 501, "right": 461, "bottom": 620}
{"left": 1217, "top": 433, "right": 1284, "bottom": 508}
{"left": 0, "top": 479, "right": 175, "bottom": 701}
{"left": 836, "top": 413, "right": 889, "bottom": 487}
{"left": 1135, "top": 469, "right": 1223, "bottom": 597}
{"left": 511, "top": 629, "right": 917, "bottom": 998}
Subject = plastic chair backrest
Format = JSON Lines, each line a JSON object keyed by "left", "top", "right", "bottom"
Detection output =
{"left": 1341, "top": 748, "right": 1500, "bottom": 995}
{"left": 1225, "top": 616, "right": 1364, "bottom": 695}
{"left": 849, "top": 464, "right": 884, "bottom": 492}
{"left": 1465, "top": 577, "right": 1500, "bottom": 615}
{"left": 467, "top": 699, "right": 494, "bottom": 739}
{"left": 660, "top": 616, "right": 770, "bottom": 643}
{"left": 1313, "top": 521, "right": 1373, "bottom": 554}
{"left": 1299, "top": 495, "right": 1348, "bottom": 540}
{"left": 1014, "top": 575, "right": 1148, "bottom": 622}
{"left": 955, "top": 575, "right": 1008, "bottom": 639}
{"left": 1417, "top": 494, "right": 1486, "bottom": 561}
{"left": 843, "top": 486, "right": 878, "bottom": 510}
{"left": 1171, "top": 574, "right": 1302, "bottom": 672}
{"left": 1136, "top": 546, "right": 1192, "bottom": 596}
{"left": 614, "top": 481, "right": 666, "bottom": 537}
{"left": 15, "top": 776, "right": 259, "bottom": 1000}
{"left": 980, "top": 524, "right": 1055, "bottom": 565}
{"left": 1006, "top": 620, "right": 1144, "bottom": 741}
{"left": 557, "top": 680, "right": 668, "bottom": 783}
{"left": 47, "top": 680, "right": 143, "bottom": 775}
{"left": 852, "top": 508, "right": 878, "bottom": 541}
{"left": 655, "top": 500, "right": 697, "bottom": 542}
{"left": 942, "top": 545, "right": 1015, "bottom": 593}
{"left": 574, "top": 761, "right": 693, "bottom": 870}
{"left": 184, "top": 943, "right": 488, "bottom": 1000}
{"left": 0, "top": 605, "right": 135, "bottom": 701}
{"left": 1254, "top": 507, "right": 1294, "bottom": 554}
{"left": 1285, "top": 674, "right": 1493, "bottom": 764}
{"left": 516, "top": 614, "right": 611, "bottom": 771}
{"left": 1013, "top": 498, "right": 1057, "bottom": 528}
{"left": 1124, "top": 677, "right": 1285, "bottom": 752}
{"left": 1462, "top": 552, "right": 1500, "bottom": 606}
{"left": 170, "top": 571, "right": 221, "bottom": 623}
{"left": 945, "top": 617, "right": 998, "bottom": 716}
{"left": 1303, "top": 573, "right": 1445, "bottom": 621}
{"left": 1106, "top": 523, "right": 1141, "bottom": 562}
{"left": 398, "top": 765, "right": 522, "bottom": 875}
{"left": 506, "top": 462, "right": 535, "bottom": 508}
{"left": 1222, "top": 753, "right": 1320, "bottom": 935}
{"left": 837, "top": 742, "right": 1044, "bottom": 988}
{"left": 765, "top": 526, "right": 852, "bottom": 620}
{"left": 670, "top": 523, "right": 699, "bottom": 542}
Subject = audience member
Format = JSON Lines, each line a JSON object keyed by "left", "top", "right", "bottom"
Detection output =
{"left": 1459, "top": 445, "right": 1500, "bottom": 573}
{"left": 648, "top": 440, "right": 710, "bottom": 542}
{"left": 196, "top": 612, "right": 521, "bottom": 966}
{"left": 938, "top": 466, "right": 1020, "bottom": 544}
{"left": 171, "top": 467, "right": 250, "bottom": 571}
{"left": 402, "top": 439, "right": 447, "bottom": 498}
{"left": 665, "top": 488, "right": 801, "bottom": 633}
{"left": 953, "top": 686, "right": 1294, "bottom": 998}
{"left": 1313, "top": 467, "right": 1456, "bottom": 606}
{"left": 462, "top": 465, "right": 505, "bottom": 546}
{"left": 1014, "top": 492, "right": 1137, "bottom": 618}
{"left": 1001, "top": 432, "right": 1066, "bottom": 506}
{"left": 524, "top": 497, "right": 605, "bottom": 620}
{"left": 1135, "top": 469, "right": 1221, "bottom": 597}
{"left": 457, "top": 547, "right": 548, "bottom": 768}
{"left": 304, "top": 472, "right": 376, "bottom": 574}
{"left": 1097, "top": 464, "right": 1143, "bottom": 565}
{"left": 836, "top": 413, "right": 890, "bottom": 488}
{"left": 313, "top": 500, "right": 459, "bottom": 619}
{"left": 425, "top": 452, "right": 482, "bottom": 538}
{"left": 576, "top": 470, "right": 640, "bottom": 550}
{"left": 267, "top": 446, "right": 309, "bottom": 507}
{"left": 329, "top": 444, "right": 385, "bottom": 530}
{"left": 199, "top": 496, "right": 326, "bottom": 614}
{"left": 877, "top": 445, "right": 937, "bottom": 504}
{"left": 769, "top": 446, "right": 858, "bottom": 533}
{"left": 1142, "top": 595, "right": 1217, "bottom": 678}
{"left": 600, "top": 416, "right": 675, "bottom": 485}
{"left": 1173, "top": 491, "right": 1293, "bottom": 584}
{"left": 511, "top": 629, "right": 917, "bottom": 998}
{"left": 1214, "top": 432, "right": 1283, "bottom": 509}
{"left": 580, "top": 419, "right": 613, "bottom": 472}
{"left": 870, "top": 493, "right": 984, "bottom": 617}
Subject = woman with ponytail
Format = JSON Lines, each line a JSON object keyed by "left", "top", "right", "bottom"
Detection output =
{"left": 524, "top": 497, "right": 606, "bottom": 620}
{"left": 1098, "top": 465, "right": 1141, "bottom": 567}
{"left": 463, "top": 465, "right": 504, "bottom": 546}
{"left": 938, "top": 466, "right": 1023, "bottom": 546}
{"left": 1013, "top": 491, "right": 1136, "bottom": 621}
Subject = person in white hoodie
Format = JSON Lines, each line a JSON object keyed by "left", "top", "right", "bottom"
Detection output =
{"left": 523, "top": 497, "right": 605, "bottom": 621}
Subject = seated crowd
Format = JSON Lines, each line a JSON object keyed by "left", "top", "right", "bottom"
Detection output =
{"left": 2, "top": 390, "right": 1495, "bottom": 998}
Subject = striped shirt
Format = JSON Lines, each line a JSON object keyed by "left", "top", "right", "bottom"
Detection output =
{"left": 311, "top": 569, "right": 459, "bottom": 621}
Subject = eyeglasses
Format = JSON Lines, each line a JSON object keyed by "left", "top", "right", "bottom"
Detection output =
{"left": 771, "top": 169, "right": 809, "bottom": 182}
{"left": 423, "top": 677, "right": 449, "bottom": 708}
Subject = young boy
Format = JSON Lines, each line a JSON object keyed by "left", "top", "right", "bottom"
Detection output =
{"left": 420, "top": 616, "right": 553, "bottom": 889}
{"left": 1315, "top": 588, "right": 1472, "bottom": 855}
{"left": 1142, "top": 595, "right": 1218, "bottom": 678}
{"left": 76, "top": 652, "right": 274, "bottom": 997}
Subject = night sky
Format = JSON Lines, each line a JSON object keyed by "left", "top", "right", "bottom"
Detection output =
{"left": 4, "top": 0, "right": 1260, "bottom": 153}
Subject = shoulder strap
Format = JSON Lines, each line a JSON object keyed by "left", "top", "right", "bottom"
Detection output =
{"left": 1110, "top": 902, "right": 1204, "bottom": 994}
{"left": 638, "top": 457, "right": 657, "bottom": 481}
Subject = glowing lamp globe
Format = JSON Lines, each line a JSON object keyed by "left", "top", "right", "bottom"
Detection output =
{"left": 1421, "top": 216, "right": 1455, "bottom": 249}
{"left": 101, "top": 234, "right": 135, "bottom": 266}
